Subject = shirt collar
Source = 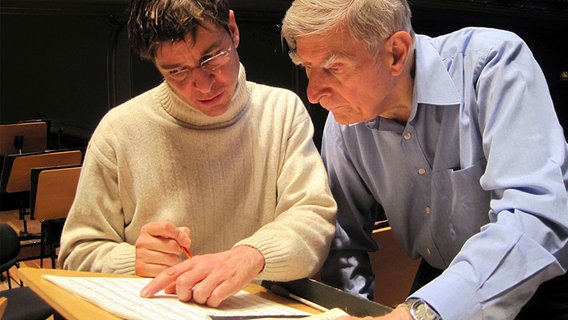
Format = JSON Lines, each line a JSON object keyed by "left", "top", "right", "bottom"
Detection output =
{"left": 413, "top": 35, "right": 461, "bottom": 107}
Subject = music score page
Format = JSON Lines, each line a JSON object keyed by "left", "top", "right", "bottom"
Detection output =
{"left": 43, "top": 275, "right": 311, "bottom": 320}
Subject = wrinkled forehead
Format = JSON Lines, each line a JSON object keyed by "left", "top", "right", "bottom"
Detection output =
{"left": 293, "top": 31, "right": 364, "bottom": 66}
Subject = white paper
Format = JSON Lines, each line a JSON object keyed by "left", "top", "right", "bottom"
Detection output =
{"left": 43, "top": 275, "right": 310, "bottom": 320}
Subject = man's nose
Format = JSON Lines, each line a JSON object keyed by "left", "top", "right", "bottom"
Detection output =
{"left": 306, "top": 70, "right": 330, "bottom": 105}
{"left": 191, "top": 68, "right": 214, "bottom": 92}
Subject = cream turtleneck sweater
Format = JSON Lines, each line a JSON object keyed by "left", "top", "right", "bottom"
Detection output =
{"left": 59, "top": 65, "right": 336, "bottom": 281}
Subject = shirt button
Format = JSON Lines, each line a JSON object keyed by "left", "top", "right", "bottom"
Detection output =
{"left": 418, "top": 168, "right": 426, "bottom": 175}
{"left": 404, "top": 132, "right": 411, "bottom": 140}
{"left": 425, "top": 206, "right": 431, "bottom": 214}
{"left": 426, "top": 248, "right": 432, "bottom": 255}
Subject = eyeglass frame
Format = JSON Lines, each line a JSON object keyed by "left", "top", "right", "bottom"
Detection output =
{"left": 161, "top": 45, "right": 233, "bottom": 82}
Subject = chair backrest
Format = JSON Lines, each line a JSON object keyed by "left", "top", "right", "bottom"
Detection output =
{"left": 0, "top": 122, "right": 47, "bottom": 156}
{"left": 0, "top": 223, "right": 20, "bottom": 272}
{"left": 30, "top": 165, "right": 82, "bottom": 221}
{"left": 0, "top": 296, "right": 7, "bottom": 318}
{"left": 0, "top": 149, "right": 82, "bottom": 194}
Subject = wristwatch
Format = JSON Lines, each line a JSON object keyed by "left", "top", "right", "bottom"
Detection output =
{"left": 403, "top": 298, "right": 442, "bottom": 320}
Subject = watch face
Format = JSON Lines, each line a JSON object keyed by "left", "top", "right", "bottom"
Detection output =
{"left": 412, "top": 301, "right": 438, "bottom": 320}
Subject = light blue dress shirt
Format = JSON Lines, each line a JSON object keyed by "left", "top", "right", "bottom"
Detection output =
{"left": 320, "top": 27, "right": 568, "bottom": 319}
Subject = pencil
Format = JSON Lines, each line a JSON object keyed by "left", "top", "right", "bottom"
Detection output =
{"left": 180, "top": 245, "right": 193, "bottom": 258}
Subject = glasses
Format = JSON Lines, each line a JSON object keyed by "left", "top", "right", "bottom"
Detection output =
{"left": 165, "top": 46, "right": 232, "bottom": 82}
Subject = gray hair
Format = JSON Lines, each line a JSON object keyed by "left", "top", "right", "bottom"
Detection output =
{"left": 128, "top": 0, "right": 230, "bottom": 60}
{"left": 281, "top": 0, "right": 413, "bottom": 62}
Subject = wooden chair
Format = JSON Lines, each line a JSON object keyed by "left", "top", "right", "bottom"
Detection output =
{"left": 0, "top": 121, "right": 48, "bottom": 181}
{"left": 29, "top": 165, "right": 82, "bottom": 268}
{"left": 0, "top": 296, "right": 6, "bottom": 318}
{"left": 0, "top": 149, "right": 83, "bottom": 240}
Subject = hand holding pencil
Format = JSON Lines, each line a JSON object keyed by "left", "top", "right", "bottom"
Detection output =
{"left": 140, "top": 244, "right": 265, "bottom": 308}
{"left": 134, "top": 220, "right": 192, "bottom": 277}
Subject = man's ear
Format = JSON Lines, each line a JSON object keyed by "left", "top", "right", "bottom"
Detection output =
{"left": 388, "top": 31, "right": 412, "bottom": 76}
{"left": 228, "top": 10, "right": 240, "bottom": 48}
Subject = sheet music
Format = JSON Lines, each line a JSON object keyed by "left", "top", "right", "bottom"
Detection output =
{"left": 43, "top": 275, "right": 310, "bottom": 320}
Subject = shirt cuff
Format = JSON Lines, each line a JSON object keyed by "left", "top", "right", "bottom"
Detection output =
{"left": 411, "top": 270, "right": 483, "bottom": 320}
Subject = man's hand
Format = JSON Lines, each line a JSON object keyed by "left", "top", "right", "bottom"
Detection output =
{"left": 140, "top": 245, "right": 265, "bottom": 307}
{"left": 336, "top": 304, "right": 412, "bottom": 320}
{"left": 135, "top": 221, "right": 192, "bottom": 277}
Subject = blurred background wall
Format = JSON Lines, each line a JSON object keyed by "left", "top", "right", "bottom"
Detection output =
{"left": 1, "top": 0, "right": 566, "bottom": 149}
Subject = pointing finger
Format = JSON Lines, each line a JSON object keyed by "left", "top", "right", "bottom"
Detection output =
{"left": 140, "top": 263, "right": 185, "bottom": 298}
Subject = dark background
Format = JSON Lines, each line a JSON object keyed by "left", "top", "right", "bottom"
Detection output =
{"left": 1, "top": 0, "right": 567, "bottom": 209}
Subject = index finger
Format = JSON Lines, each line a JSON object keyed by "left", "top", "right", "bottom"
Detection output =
{"left": 140, "top": 263, "right": 187, "bottom": 298}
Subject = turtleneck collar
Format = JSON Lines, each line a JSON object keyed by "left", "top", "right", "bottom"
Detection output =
{"left": 153, "top": 63, "right": 250, "bottom": 129}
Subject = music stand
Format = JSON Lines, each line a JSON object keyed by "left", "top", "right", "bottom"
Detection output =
{"left": 0, "top": 122, "right": 48, "bottom": 156}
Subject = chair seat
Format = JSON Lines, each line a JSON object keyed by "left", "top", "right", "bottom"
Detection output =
{"left": 0, "top": 287, "right": 53, "bottom": 320}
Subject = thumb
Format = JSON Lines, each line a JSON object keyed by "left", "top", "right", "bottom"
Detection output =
{"left": 176, "top": 226, "right": 191, "bottom": 248}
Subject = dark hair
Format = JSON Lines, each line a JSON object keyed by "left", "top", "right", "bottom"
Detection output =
{"left": 128, "top": 0, "right": 230, "bottom": 60}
